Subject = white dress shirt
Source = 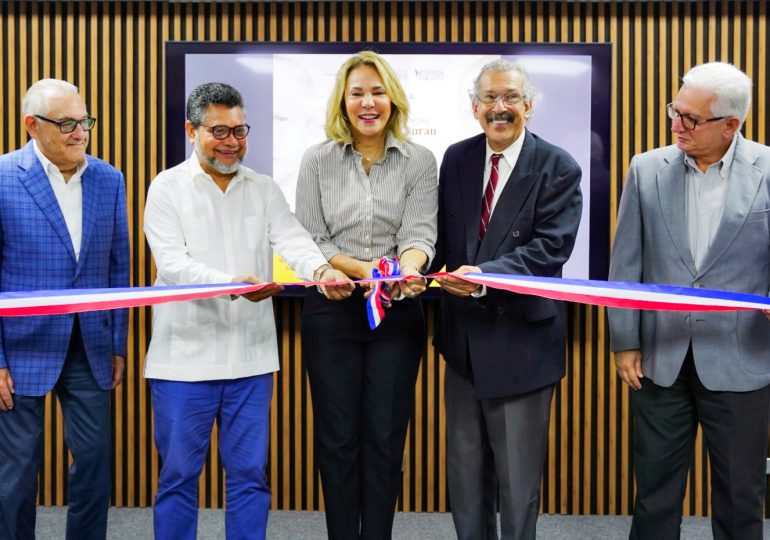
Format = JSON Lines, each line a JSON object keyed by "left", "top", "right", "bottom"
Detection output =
{"left": 472, "top": 130, "right": 527, "bottom": 298}
{"left": 684, "top": 134, "right": 737, "bottom": 270}
{"left": 482, "top": 129, "right": 526, "bottom": 217}
{"left": 143, "top": 155, "right": 327, "bottom": 381}
{"left": 32, "top": 139, "right": 87, "bottom": 260}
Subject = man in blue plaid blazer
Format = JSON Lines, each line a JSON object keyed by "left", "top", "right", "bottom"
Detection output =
{"left": 0, "top": 79, "right": 129, "bottom": 540}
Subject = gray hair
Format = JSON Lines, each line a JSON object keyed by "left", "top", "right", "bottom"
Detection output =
{"left": 22, "top": 79, "right": 79, "bottom": 117}
{"left": 186, "top": 82, "right": 245, "bottom": 126}
{"left": 471, "top": 59, "right": 535, "bottom": 104}
{"left": 682, "top": 62, "right": 752, "bottom": 124}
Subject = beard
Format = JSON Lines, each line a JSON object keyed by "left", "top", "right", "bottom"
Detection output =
{"left": 194, "top": 138, "right": 241, "bottom": 175}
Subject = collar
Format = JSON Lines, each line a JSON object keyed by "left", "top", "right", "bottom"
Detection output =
{"left": 343, "top": 131, "right": 409, "bottom": 158}
{"left": 32, "top": 138, "right": 88, "bottom": 178}
{"left": 485, "top": 129, "right": 526, "bottom": 165}
{"left": 683, "top": 134, "right": 738, "bottom": 178}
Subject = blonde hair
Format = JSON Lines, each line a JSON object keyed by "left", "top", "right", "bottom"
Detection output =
{"left": 325, "top": 51, "right": 410, "bottom": 143}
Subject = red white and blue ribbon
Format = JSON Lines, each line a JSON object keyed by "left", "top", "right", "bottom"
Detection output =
{"left": 448, "top": 273, "right": 770, "bottom": 311}
{"left": 0, "top": 282, "right": 267, "bottom": 317}
{"left": 0, "top": 272, "right": 768, "bottom": 319}
{"left": 366, "top": 258, "right": 400, "bottom": 329}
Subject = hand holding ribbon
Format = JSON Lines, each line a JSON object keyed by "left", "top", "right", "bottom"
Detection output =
{"left": 232, "top": 274, "right": 284, "bottom": 302}
{"left": 434, "top": 265, "right": 482, "bottom": 297}
{"left": 397, "top": 264, "right": 428, "bottom": 299}
{"left": 316, "top": 265, "right": 355, "bottom": 300}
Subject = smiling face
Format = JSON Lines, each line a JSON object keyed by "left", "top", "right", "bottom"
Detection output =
{"left": 344, "top": 65, "right": 392, "bottom": 143}
{"left": 186, "top": 104, "right": 247, "bottom": 178}
{"left": 472, "top": 69, "right": 532, "bottom": 152}
{"left": 25, "top": 92, "right": 90, "bottom": 174}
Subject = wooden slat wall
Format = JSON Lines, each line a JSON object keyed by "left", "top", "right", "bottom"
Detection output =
{"left": 1, "top": 0, "right": 768, "bottom": 516}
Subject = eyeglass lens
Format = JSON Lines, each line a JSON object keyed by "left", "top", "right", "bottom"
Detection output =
{"left": 480, "top": 93, "right": 521, "bottom": 105}
{"left": 60, "top": 117, "right": 96, "bottom": 133}
{"left": 667, "top": 104, "right": 696, "bottom": 130}
{"left": 210, "top": 124, "right": 250, "bottom": 140}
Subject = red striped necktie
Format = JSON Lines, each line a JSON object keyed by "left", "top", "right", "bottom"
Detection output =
{"left": 479, "top": 153, "right": 503, "bottom": 241}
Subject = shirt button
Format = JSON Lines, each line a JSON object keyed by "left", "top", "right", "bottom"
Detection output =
{"left": 693, "top": 282, "right": 700, "bottom": 288}
{"left": 685, "top": 315, "right": 691, "bottom": 322}
{"left": 366, "top": 196, "right": 372, "bottom": 202}
{"left": 364, "top": 248, "right": 370, "bottom": 253}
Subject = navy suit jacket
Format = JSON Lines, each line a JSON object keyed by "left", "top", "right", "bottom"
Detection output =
{"left": 432, "top": 131, "right": 582, "bottom": 399}
{"left": 0, "top": 141, "right": 129, "bottom": 396}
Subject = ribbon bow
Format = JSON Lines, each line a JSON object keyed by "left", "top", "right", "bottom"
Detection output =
{"left": 366, "top": 258, "right": 400, "bottom": 329}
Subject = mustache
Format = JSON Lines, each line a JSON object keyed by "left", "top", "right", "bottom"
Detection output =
{"left": 485, "top": 112, "right": 514, "bottom": 123}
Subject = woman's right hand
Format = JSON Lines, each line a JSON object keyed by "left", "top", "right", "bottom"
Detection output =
{"left": 318, "top": 268, "right": 355, "bottom": 300}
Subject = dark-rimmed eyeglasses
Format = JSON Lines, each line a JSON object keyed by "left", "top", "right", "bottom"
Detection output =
{"left": 199, "top": 123, "right": 250, "bottom": 140}
{"left": 35, "top": 115, "right": 96, "bottom": 133}
{"left": 476, "top": 92, "right": 523, "bottom": 106}
{"left": 666, "top": 103, "right": 725, "bottom": 131}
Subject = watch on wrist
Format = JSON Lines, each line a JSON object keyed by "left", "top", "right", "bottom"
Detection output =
{"left": 313, "top": 263, "right": 333, "bottom": 284}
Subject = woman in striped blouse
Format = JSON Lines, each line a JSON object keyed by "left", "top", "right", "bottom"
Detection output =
{"left": 295, "top": 51, "right": 438, "bottom": 540}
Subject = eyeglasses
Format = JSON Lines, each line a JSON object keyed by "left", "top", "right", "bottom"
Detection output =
{"left": 199, "top": 123, "right": 250, "bottom": 140}
{"left": 666, "top": 103, "right": 725, "bottom": 131}
{"left": 476, "top": 92, "right": 524, "bottom": 106}
{"left": 35, "top": 115, "right": 96, "bottom": 133}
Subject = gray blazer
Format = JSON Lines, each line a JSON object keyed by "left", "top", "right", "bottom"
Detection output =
{"left": 608, "top": 135, "right": 770, "bottom": 391}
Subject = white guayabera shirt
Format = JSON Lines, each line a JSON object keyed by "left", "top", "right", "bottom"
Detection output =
{"left": 143, "top": 154, "right": 327, "bottom": 381}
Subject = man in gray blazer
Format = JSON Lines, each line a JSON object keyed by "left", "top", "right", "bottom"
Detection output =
{"left": 609, "top": 61, "right": 770, "bottom": 540}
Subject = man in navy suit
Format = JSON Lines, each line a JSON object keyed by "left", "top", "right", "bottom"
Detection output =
{"left": 0, "top": 79, "right": 129, "bottom": 540}
{"left": 432, "top": 60, "right": 582, "bottom": 540}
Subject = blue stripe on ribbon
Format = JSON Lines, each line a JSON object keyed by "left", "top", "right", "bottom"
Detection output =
{"left": 471, "top": 273, "right": 770, "bottom": 306}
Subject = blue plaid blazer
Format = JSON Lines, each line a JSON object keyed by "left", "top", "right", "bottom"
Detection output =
{"left": 0, "top": 142, "right": 129, "bottom": 396}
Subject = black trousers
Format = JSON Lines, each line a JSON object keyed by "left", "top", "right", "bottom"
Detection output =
{"left": 302, "top": 288, "right": 424, "bottom": 540}
{"left": 629, "top": 346, "right": 770, "bottom": 540}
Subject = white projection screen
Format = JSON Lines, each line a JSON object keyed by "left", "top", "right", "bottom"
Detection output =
{"left": 166, "top": 43, "right": 611, "bottom": 288}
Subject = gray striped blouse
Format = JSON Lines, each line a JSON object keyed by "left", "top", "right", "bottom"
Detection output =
{"left": 295, "top": 133, "right": 438, "bottom": 267}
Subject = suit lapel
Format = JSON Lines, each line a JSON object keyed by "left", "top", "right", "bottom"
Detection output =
{"left": 696, "top": 137, "right": 762, "bottom": 277}
{"left": 17, "top": 143, "right": 77, "bottom": 262}
{"left": 657, "top": 150, "right": 697, "bottom": 277}
{"left": 475, "top": 131, "right": 537, "bottom": 264}
{"left": 76, "top": 163, "right": 98, "bottom": 276}
{"left": 460, "top": 135, "right": 487, "bottom": 263}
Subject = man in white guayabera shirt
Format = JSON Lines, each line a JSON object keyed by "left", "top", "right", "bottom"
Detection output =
{"left": 609, "top": 62, "right": 770, "bottom": 540}
{"left": 143, "top": 82, "right": 352, "bottom": 540}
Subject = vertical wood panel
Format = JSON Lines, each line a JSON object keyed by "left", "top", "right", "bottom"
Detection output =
{"left": 1, "top": 0, "right": 768, "bottom": 516}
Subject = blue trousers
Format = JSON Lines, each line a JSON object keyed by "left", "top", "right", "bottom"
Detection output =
{"left": 0, "top": 324, "right": 111, "bottom": 540}
{"left": 150, "top": 374, "right": 273, "bottom": 540}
